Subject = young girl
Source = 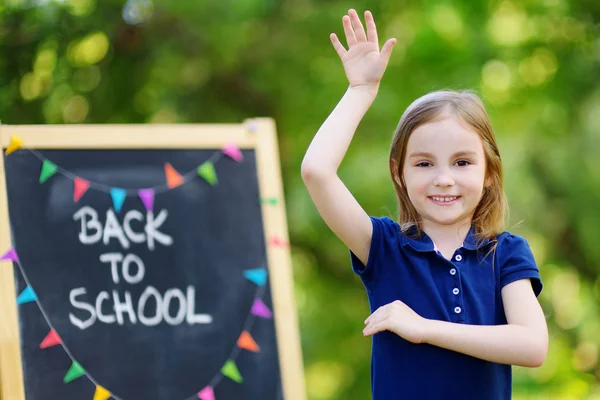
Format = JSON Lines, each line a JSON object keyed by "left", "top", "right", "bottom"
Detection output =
{"left": 301, "top": 9, "right": 548, "bottom": 400}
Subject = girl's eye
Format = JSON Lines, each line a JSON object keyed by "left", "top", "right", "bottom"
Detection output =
{"left": 456, "top": 160, "right": 471, "bottom": 167}
{"left": 416, "top": 162, "right": 432, "bottom": 167}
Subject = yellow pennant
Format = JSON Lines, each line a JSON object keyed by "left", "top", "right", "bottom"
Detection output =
{"left": 93, "top": 385, "right": 111, "bottom": 400}
{"left": 5, "top": 134, "right": 23, "bottom": 155}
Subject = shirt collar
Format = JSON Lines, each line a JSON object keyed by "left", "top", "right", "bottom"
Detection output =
{"left": 400, "top": 225, "right": 490, "bottom": 252}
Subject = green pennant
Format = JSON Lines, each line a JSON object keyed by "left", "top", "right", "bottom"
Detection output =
{"left": 39, "top": 160, "right": 58, "bottom": 183}
{"left": 221, "top": 360, "right": 243, "bottom": 383}
{"left": 197, "top": 161, "right": 217, "bottom": 186}
{"left": 260, "top": 197, "right": 278, "bottom": 205}
{"left": 63, "top": 361, "right": 86, "bottom": 383}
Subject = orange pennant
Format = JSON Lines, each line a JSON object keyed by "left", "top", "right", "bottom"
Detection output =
{"left": 237, "top": 330, "right": 260, "bottom": 352}
{"left": 73, "top": 177, "right": 90, "bottom": 202}
{"left": 164, "top": 163, "right": 183, "bottom": 188}
{"left": 40, "top": 329, "right": 61, "bottom": 349}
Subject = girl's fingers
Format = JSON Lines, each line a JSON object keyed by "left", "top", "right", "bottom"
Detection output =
{"left": 342, "top": 15, "right": 357, "bottom": 46}
{"left": 330, "top": 33, "right": 347, "bottom": 58}
{"left": 380, "top": 38, "right": 397, "bottom": 63}
{"left": 349, "top": 9, "right": 367, "bottom": 42}
{"left": 365, "top": 10, "right": 378, "bottom": 45}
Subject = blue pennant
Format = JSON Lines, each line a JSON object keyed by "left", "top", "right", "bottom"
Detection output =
{"left": 17, "top": 286, "right": 37, "bottom": 304}
{"left": 244, "top": 268, "right": 267, "bottom": 286}
{"left": 110, "top": 188, "right": 127, "bottom": 212}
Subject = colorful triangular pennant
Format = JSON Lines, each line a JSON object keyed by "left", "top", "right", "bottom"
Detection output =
{"left": 165, "top": 163, "right": 184, "bottom": 188}
{"left": 244, "top": 268, "right": 267, "bottom": 286}
{"left": 5, "top": 134, "right": 24, "bottom": 155}
{"left": 16, "top": 286, "right": 37, "bottom": 304}
{"left": 260, "top": 197, "right": 278, "bottom": 205}
{"left": 63, "top": 361, "right": 86, "bottom": 383}
{"left": 221, "top": 360, "right": 243, "bottom": 383}
{"left": 270, "top": 236, "right": 288, "bottom": 247}
{"left": 197, "top": 386, "right": 215, "bottom": 400}
{"left": 251, "top": 298, "right": 272, "bottom": 319}
{"left": 0, "top": 248, "right": 19, "bottom": 262}
{"left": 40, "top": 329, "right": 62, "bottom": 349}
{"left": 197, "top": 161, "right": 217, "bottom": 186}
{"left": 237, "top": 330, "right": 260, "bottom": 352}
{"left": 110, "top": 188, "right": 126, "bottom": 213}
{"left": 93, "top": 385, "right": 111, "bottom": 400}
{"left": 138, "top": 188, "right": 155, "bottom": 211}
{"left": 73, "top": 177, "right": 89, "bottom": 202}
{"left": 222, "top": 143, "right": 243, "bottom": 162}
{"left": 39, "top": 160, "right": 58, "bottom": 183}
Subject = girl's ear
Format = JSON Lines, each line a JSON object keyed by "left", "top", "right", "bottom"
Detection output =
{"left": 484, "top": 175, "right": 492, "bottom": 188}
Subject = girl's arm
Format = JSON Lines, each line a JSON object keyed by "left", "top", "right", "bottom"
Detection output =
{"left": 301, "top": 9, "right": 395, "bottom": 265}
{"left": 363, "top": 279, "right": 548, "bottom": 367}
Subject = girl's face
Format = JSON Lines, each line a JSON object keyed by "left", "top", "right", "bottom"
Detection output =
{"left": 402, "top": 112, "right": 488, "bottom": 232}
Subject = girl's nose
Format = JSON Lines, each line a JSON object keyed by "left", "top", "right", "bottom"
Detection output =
{"left": 433, "top": 170, "right": 455, "bottom": 187}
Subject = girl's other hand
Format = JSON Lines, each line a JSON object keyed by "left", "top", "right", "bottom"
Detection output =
{"left": 363, "top": 300, "right": 430, "bottom": 344}
{"left": 330, "top": 9, "right": 396, "bottom": 91}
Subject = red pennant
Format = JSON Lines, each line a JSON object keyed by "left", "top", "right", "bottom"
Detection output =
{"left": 73, "top": 177, "right": 90, "bottom": 202}
{"left": 165, "top": 163, "right": 183, "bottom": 188}
{"left": 40, "top": 329, "right": 62, "bottom": 349}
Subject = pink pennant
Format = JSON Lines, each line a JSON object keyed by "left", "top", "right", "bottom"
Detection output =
{"left": 40, "top": 329, "right": 62, "bottom": 349}
{"left": 269, "top": 236, "right": 288, "bottom": 248}
{"left": 73, "top": 177, "right": 90, "bottom": 202}
{"left": 0, "top": 248, "right": 19, "bottom": 262}
{"left": 138, "top": 189, "right": 154, "bottom": 211}
{"left": 198, "top": 386, "right": 215, "bottom": 400}
{"left": 251, "top": 298, "right": 272, "bottom": 319}
{"left": 222, "top": 143, "right": 243, "bottom": 162}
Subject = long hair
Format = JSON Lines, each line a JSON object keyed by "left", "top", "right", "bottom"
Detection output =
{"left": 389, "top": 90, "right": 507, "bottom": 245}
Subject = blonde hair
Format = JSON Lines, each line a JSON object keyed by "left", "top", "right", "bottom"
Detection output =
{"left": 389, "top": 89, "right": 507, "bottom": 245}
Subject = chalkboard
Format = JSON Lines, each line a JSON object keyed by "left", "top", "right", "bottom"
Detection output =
{"left": 0, "top": 121, "right": 305, "bottom": 400}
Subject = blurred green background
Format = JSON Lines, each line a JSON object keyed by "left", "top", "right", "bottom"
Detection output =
{"left": 1, "top": 0, "right": 599, "bottom": 399}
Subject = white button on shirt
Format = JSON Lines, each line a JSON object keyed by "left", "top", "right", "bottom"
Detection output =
{"left": 453, "top": 288, "right": 460, "bottom": 295}
{"left": 454, "top": 307, "right": 461, "bottom": 314}
{"left": 450, "top": 268, "right": 456, "bottom": 275}
{"left": 455, "top": 254, "right": 462, "bottom": 262}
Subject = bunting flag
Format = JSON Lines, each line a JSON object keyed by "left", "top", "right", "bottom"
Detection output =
{"left": 222, "top": 143, "right": 243, "bottom": 162}
{"left": 197, "top": 386, "right": 215, "bottom": 400}
{"left": 165, "top": 162, "right": 184, "bottom": 188}
{"left": 0, "top": 248, "right": 19, "bottom": 262}
{"left": 93, "top": 385, "right": 111, "bottom": 400}
{"left": 110, "top": 188, "right": 126, "bottom": 212}
{"left": 269, "top": 236, "right": 288, "bottom": 248}
{"left": 40, "top": 329, "right": 62, "bottom": 349}
{"left": 16, "top": 285, "right": 37, "bottom": 304}
{"left": 73, "top": 177, "right": 90, "bottom": 202}
{"left": 221, "top": 360, "right": 243, "bottom": 383}
{"left": 243, "top": 268, "right": 267, "bottom": 286}
{"left": 237, "top": 331, "right": 260, "bottom": 353}
{"left": 138, "top": 188, "right": 155, "bottom": 211}
{"left": 5, "top": 134, "right": 24, "bottom": 155}
{"left": 260, "top": 197, "right": 278, "bottom": 205}
{"left": 63, "top": 361, "right": 86, "bottom": 383}
{"left": 39, "top": 160, "right": 58, "bottom": 183}
{"left": 197, "top": 161, "right": 217, "bottom": 186}
{"left": 251, "top": 298, "right": 272, "bottom": 319}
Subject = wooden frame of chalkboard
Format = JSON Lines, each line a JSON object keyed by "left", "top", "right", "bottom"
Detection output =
{"left": 0, "top": 119, "right": 306, "bottom": 400}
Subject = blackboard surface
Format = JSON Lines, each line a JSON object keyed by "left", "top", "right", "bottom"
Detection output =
{"left": 4, "top": 149, "right": 283, "bottom": 399}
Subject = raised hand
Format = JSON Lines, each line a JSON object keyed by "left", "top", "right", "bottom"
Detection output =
{"left": 330, "top": 9, "right": 396, "bottom": 91}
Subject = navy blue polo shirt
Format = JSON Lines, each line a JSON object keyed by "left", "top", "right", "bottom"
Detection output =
{"left": 350, "top": 217, "right": 543, "bottom": 400}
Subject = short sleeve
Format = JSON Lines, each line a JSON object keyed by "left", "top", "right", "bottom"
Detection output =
{"left": 499, "top": 234, "right": 543, "bottom": 297}
{"left": 350, "top": 216, "right": 399, "bottom": 285}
